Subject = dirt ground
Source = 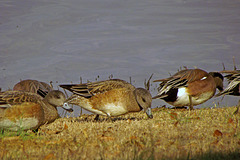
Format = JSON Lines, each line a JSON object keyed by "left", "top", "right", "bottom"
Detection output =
{"left": 1, "top": 106, "right": 240, "bottom": 160}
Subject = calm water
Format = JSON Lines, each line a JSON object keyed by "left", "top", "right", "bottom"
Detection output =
{"left": 1, "top": 0, "right": 240, "bottom": 116}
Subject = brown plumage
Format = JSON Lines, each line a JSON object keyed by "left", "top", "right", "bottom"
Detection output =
{"left": 13, "top": 79, "right": 53, "bottom": 97}
{"left": 60, "top": 79, "right": 153, "bottom": 119}
{"left": 153, "top": 69, "right": 224, "bottom": 110}
{"left": 0, "top": 90, "right": 72, "bottom": 131}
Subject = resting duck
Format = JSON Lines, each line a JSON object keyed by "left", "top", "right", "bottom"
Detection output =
{"left": 0, "top": 90, "right": 72, "bottom": 131}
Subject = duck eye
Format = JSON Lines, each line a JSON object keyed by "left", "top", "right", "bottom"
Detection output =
{"left": 55, "top": 95, "right": 61, "bottom": 99}
{"left": 142, "top": 98, "right": 146, "bottom": 102}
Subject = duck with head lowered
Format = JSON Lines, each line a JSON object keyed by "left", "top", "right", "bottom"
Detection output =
{"left": 60, "top": 79, "right": 153, "bottom": 120}
{"left": 0, "top": 80, "right": 73, "bottom": 131}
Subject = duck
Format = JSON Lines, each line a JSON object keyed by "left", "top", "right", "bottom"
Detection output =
{"left": 216, "top": 70, "right": 240, "bottom": 114}
{"left": 0, "top": 90, "right": 73, "bottom": 131}
{"left": 153, "top": 68, "right": 224, "bottom": 110}
{"left": 59, "top": 79, "right": 153, "bottom": 119}
{"left": 13, "top": 79, "right": 53, "bottom": 97}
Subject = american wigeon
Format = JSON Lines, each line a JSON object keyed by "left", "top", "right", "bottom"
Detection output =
{"left": 59, "top": 79, "right": 153, "bottom": 119}
{"left": 153, "top": 68, "right": 224, "bottom": 110}
{"left": 216, "top": 71, "right": 240, "bottom": 114}
{"left": 13, "top": 79, "right": 52, "bottom": 97}
{"left": 0, "top": 90, "right": 72, "bottom": 131}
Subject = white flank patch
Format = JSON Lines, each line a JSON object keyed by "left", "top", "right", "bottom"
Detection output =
{"left": 173, "top": 87, "right": 190, "bottom": 106}
{"left": 177, "top": 87, "right": 187, "bottom": 97}
{"left": 0, "top": 118, "right": 39, "bottom": 131}
{"left": 172, "top": 88, "right": 214, "bottom": 107}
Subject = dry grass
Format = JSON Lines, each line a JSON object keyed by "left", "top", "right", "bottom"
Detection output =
{"left": 1, "top": 106, "right": 240, "bottom": 160}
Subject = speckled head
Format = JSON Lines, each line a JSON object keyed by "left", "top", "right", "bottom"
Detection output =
{"left": 45, "top": 90, "right": 73, "bottom": 112}
{"left": 134, "top": 88, "right": 153, "bottom": 119}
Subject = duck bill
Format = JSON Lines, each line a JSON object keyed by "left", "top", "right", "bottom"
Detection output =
{"left": 61, "top": 102, "right": 73, "bottom": 112}
{"left": 145, "top": 108, "right": 153, "bottom": 119}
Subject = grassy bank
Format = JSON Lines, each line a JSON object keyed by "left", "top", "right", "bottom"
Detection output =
{"left": 1, "top": 106, "right": 240, "bottom": 160}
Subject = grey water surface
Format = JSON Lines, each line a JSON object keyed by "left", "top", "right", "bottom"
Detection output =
{"left": 1, "top": 0, "right": 240, "bottom": 116}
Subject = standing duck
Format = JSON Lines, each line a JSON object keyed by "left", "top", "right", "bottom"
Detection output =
{"left": 60, "top": 79, "right": 153, "bottom": 119}
{"left": 153, "top": 68, "right": 224, "bottom": 110}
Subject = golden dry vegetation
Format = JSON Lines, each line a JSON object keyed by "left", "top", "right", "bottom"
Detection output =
{"left": 1, "top": 106, "right": 240, "bottom": 160}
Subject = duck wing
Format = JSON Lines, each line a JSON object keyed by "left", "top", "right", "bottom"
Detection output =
{"left": 216, "top": 76, "right": 240, "bottom": 96}
{"left": 60, "top": 79, "right": 135, "bottom": 98}
{"left": 0, "top": 91, "right": 41, "bottom": 107}
{"left": 153, "top": 69, "right": 208, "bottom": 98}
